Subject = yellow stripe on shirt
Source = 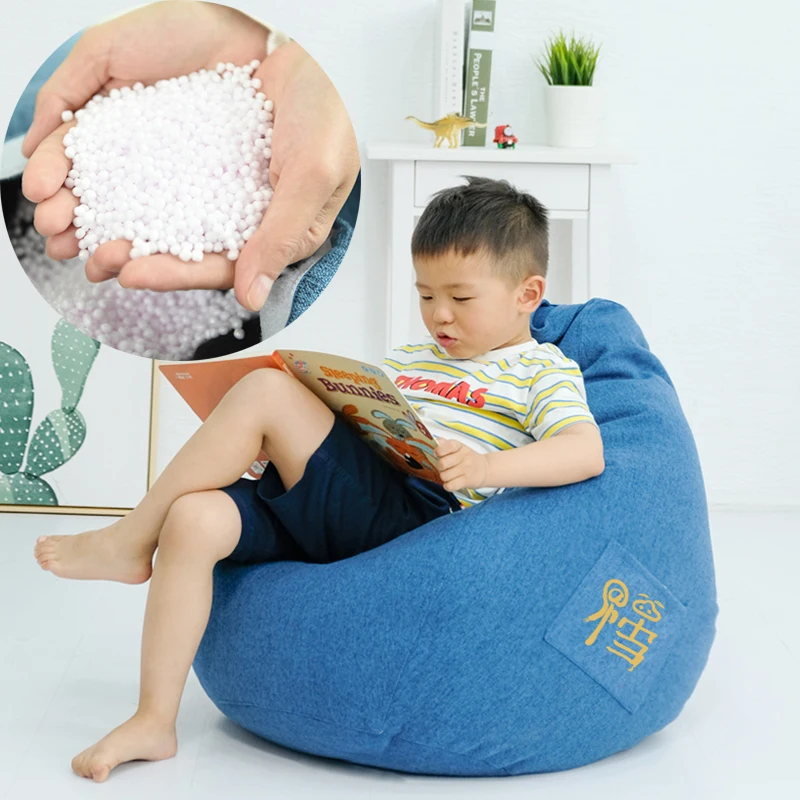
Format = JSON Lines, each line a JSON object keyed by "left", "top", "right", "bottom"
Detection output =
{"left": 386, "top": 357, "right": 539, "bottom": 390}
{"left": 539, "top": 415, "right": 596, "bottom": 439}
{"left": 437, "top": 420, "right": 516, "bottom": 450}
{"left": 383, "top": 358, "right": 474, "bottom": 381}
{"left": 482, "top": 393, "right": 528, "bottom": 416}
{"left": 528, "top": 398, "right": 591, "bottom": 430}
{"left": 525, "top": 380, "right": 586, "bottom": 425}
{"left": 530, "top": 366, "right": 583, "bottom": 383}
{"left": 393, "top": 343, "right": 447, "bottom": 357}
{"left": 415, "top": 394, "right": 528, "bottom": 434}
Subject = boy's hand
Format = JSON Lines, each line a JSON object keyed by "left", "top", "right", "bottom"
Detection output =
{"left": 435, "top": 439, "right": 489, "bottom": 493}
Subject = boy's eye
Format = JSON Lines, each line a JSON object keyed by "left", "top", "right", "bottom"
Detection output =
{"left": 453, "top": 297, "right": 473, "bottom": 302}
{"left": 419, "top": 295, "right": 433, "bottom": 301}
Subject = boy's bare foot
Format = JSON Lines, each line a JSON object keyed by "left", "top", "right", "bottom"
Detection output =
{"left": 33, "top": 516, "right": 154, "bottom": 583}
{"left": 72, "top": 712, "right": 177, "bottom": 782}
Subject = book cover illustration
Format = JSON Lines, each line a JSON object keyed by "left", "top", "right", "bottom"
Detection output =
{"left": 274, "top": 350, "right": 442, "bottom": 484}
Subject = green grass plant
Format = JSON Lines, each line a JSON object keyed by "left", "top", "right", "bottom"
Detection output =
{"left": 536, "top": 30, "right": 601, "bottom": 86}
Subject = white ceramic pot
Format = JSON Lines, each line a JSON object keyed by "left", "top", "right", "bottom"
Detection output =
{"left": 545, "top": 85, "right": 602, "bottom": 147}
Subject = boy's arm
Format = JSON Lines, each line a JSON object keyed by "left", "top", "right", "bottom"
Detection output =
{"left": 436, "top": 423, "right": 604, "bottom": 493}
{"left": 485, "top": 423, "right": 604, "bottom": 488}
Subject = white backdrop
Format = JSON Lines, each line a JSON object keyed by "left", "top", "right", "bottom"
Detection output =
{"left": 1, "top": 0, "right": 798, "bottom": 508}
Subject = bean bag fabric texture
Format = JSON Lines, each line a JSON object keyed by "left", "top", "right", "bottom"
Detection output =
{"left": 193, "top": 299, "right": 718, "bottom": 776}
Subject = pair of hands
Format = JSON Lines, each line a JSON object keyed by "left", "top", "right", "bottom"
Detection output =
{"left": 22, "top": 1, "right": 359, "bottom": 312}
{"left": 435, "top": 439, "right": 489, "bottom": 493}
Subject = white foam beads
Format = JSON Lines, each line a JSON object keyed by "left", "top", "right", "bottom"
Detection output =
{"left": 10, "top": 198, "right": 254, "bottom": 360}
{"left": 63, "top": 62, "right": 275, "bottom": 264}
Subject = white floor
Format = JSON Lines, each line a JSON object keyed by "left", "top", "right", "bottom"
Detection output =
{"left": 0, "top": 510, "right": 798, "bottom": 799}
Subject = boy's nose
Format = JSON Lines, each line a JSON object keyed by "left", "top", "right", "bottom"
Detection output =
{"left": 432, "top": 305, "right": 453, "bottom": 324}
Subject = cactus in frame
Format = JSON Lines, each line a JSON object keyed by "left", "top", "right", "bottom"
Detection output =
{"left": 0, "top": 319, "right": 100, "bottom": 505}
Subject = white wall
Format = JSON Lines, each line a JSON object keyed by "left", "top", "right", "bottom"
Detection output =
{"left": 262, "top": 0, "right": 800, "bottom": 509}
{"left": 3, "top": 0, "right": 798, "bottom": 508}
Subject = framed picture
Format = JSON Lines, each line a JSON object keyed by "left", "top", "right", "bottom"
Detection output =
{"left": 0, "top": 250, "right": 156, "bottom": 515}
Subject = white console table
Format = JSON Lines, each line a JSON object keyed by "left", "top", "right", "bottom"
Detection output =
{"left": 366, "top": 143, "right": 636, "bottom": 348}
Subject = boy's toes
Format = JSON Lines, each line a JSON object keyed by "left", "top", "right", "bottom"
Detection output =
{"left": 89, "top": 762, "right": 112, "bottom": 783}
{"left": 35, "top": 537, "right": 52, "bottom": 556}
{"left": 34, "top": 538, "right": 58, "bottom": 566}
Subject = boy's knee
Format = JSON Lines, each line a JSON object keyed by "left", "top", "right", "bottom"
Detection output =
{"left": 236, "top": 367, "right": 293, "bottom": 400}
{"left": 160, "top": 492, "right": 238, "bottom": 559}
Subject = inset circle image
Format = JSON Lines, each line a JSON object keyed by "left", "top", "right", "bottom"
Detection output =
{"left": 2, "top": 1, "right": 360, "bottom": 360}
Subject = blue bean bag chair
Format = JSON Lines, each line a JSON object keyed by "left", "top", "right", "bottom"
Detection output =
{"left": 194, "top": 299, "right": 718, "bottom": 776}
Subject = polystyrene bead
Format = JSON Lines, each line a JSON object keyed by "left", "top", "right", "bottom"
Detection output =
{"left": 61, "top": 63, "right": 275, "bottom": 264}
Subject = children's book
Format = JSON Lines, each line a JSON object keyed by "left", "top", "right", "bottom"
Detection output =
{"left": 158, "top": 351, "right": 443, "bottom": 484}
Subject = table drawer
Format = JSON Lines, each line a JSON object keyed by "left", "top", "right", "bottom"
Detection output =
{"left": 414, "top": 161, "right": 589, "bottom": 210}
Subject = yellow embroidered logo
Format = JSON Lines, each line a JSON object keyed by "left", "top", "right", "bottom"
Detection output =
{"left": 583, "top": 579, "right": 665, "bottom": 672}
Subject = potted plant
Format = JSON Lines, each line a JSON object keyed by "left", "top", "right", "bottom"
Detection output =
{"left": 536, "top": 30, "right": 602, "bottom": 147}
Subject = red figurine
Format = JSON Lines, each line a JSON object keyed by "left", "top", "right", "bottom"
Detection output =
{"left": 493, "top": 124, "right": 518, "bottom": 149}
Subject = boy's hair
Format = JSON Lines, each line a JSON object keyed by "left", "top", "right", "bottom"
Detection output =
{"left": 411, "top": 176, "right": 549, "bottom": 282}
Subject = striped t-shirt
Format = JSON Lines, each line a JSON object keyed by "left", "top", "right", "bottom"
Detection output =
{"left": 382, "top": 338, "right": 597, "bottom": 506}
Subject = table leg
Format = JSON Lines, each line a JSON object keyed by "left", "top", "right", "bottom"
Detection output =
{"left": 570, "top": 217, "right": 589, "bottom": 303}
{"left": 387, "top": 161, "right": 415, "bottom": 349}
{"left": 587, "top": 164, "right": 612, "bottom": 300}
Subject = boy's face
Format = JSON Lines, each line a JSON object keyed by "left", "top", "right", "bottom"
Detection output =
{"left": 413, "top": 248, "right": 544, "bottom": 359}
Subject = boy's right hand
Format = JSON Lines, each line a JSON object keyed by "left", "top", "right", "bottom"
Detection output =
{"left": 435, "top": 439, "right": 489, "bottom": 493}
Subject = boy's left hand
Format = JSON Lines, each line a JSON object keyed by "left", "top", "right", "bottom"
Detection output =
{"left": 435, "top": 439, "right": 489, "bottom": 493}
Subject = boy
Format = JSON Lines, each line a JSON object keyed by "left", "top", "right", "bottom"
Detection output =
{"left": 33, "top": 176, "right": 603, "bottom": 782}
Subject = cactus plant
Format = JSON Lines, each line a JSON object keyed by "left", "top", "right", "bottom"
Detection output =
{"left": 0, "top": 341, "right": 34, "bottom": 475}
{"left": 0, "top": 319, "right": 99, "bottom": 506}
{"left": 0, "top": 473, "right": 14, "bottom": 504}
{"left": 52, "top": 319, "right": 101, "bottom": 411}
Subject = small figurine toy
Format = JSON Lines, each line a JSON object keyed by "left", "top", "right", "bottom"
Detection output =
{"left": 405, "top": 114, "right": 486, "bottom": 148}
{"left": 493, "top": 124, "right": 519, "bottom": 149}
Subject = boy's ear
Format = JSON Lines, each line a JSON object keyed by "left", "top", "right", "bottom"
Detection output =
{"left": 519, "top": 275, "right": 546, "bottom": 311}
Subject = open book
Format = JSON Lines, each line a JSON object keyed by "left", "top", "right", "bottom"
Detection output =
{"left": 159, "top": 350, "right": 442, "bottom": 484}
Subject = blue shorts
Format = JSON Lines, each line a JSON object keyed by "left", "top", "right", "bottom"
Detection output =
{"left": 219, "top": 417, "right": 460, "bottom": 565}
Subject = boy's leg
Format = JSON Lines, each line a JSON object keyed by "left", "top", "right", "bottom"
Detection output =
{"left": 34, "top": 369, "right": 335, "bottom": 582}
{"left": 255, "top": 416, "right": 460, "bottom": 564}
{"left": 72, "top": 488, "right": 241, "bottom": 783}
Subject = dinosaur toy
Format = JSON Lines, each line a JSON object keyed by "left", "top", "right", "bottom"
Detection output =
{"left": 405, "top": 114, "right": 487, "bottom": 149}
